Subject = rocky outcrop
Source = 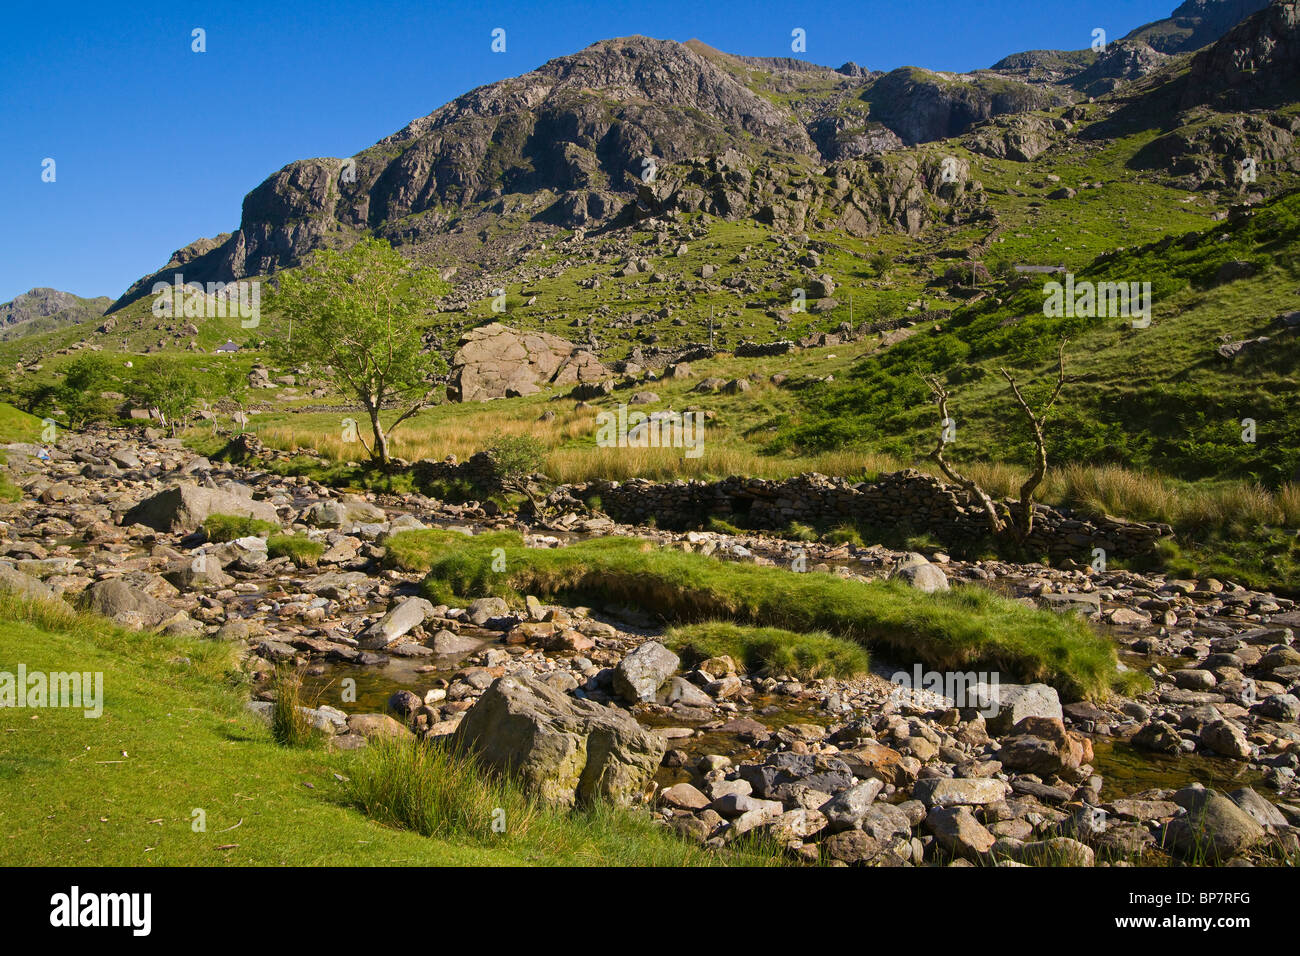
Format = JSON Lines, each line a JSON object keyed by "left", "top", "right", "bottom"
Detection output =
{"left": 452, "top": 672, "right": 666, "bottom": 807}
{"left": 862, "top": 67, "right": 1059, "bottom": 146}
{"left": 1123, "top": 0, "right": 1272, "bottom": 54}
{"left": 1070, "top": 41, "right": 1172, "bottom": 96}
{"left": 1131, "top": 111, "right": 1300, "bottom": 188}
{"left": 450, "top": 323, "right": 608, "bottom": 401}
{"left": 1179, "top": 0, "right": 1300, "bottom": 109}
{"left": 964, "top": 113, "right": 1059, "bottom": 162}
{"left": 807, "top": 117, "right": 904, "bottom": 161}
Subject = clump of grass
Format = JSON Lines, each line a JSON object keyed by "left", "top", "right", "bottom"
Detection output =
{"left": 270, "top": 665, "right": 320, "bottom": 748}
{"left": 823, "top": 524, "right": 864, "bottom": 547}
{"left": 785, "top": 521, "right": 819, "bottom": 543}
{"left": 384, "top": 529, "right": 522, "bottom": 573}
{"left": 903, "top": 532, "right": 944, "bottom": 553}
{"left": 267, "top": 533, "right": 326, "bottom": 567}
{"left": 344, "top": 738, "right": 539, "bottom": 843}
{"left": 396, "top": 529, "right": 1126, "bottom": 699}
{"left": 203, "top": 513, "right": 279, "bottom": 542}
{"left": 665, "top": 621, "right": 869, "bottom": 679}
{"left": 342, "top": 738, "right": 785, "bottom": 865}
{"left": 706, "top": 516, "right": 745, "bottom": 535}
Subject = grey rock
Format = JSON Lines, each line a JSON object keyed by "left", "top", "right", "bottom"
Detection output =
{"left": 453, "top": 672, "right": 666, "bottom": 808}
{"left": 613, "top": 640, "right": 679, "bottom": 703}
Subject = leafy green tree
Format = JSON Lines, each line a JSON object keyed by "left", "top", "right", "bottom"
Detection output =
{"left": 272, "top": 238, "right": 450, "bottom": 464}
{"left": 56, "top": 355, "right": 120, "bottom": 428}
{"left": 134, "top": 357, "right": 200, "bottom": 437}
{"left": 486, "top": 433, "right": 548, "bottom": 511}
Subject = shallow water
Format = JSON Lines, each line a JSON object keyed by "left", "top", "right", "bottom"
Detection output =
{"left": 300, "top": 635, "right": 495, "bottom": 713}
{"left": 1090, "top": 738, "right": 1269, "bottom": 799}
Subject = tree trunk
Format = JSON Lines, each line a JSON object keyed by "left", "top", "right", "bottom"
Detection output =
{"left": 367, "top": 405, "right": 389, "bottom": 464}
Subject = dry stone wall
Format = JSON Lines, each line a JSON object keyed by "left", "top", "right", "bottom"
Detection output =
{"left": 567, "top": 469, "right": 1170, "bottom": 560}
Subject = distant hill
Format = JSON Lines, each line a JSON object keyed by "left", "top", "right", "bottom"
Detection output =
{"left": 0, "top": 288, "right": 111, "bottom": 341}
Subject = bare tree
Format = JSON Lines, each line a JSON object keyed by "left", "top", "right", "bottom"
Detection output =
{"left": 925, "top": 339, "right": 1069, "bottom": 541}
{"left": 999, "top": 338, "right": 1069, "bottom": 536}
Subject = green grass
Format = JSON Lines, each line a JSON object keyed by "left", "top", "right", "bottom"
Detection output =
{"left": 0, "top": 402, "right": 44, "bottom": 443}
{"left": 822, "top": 524, "right": 865, "bottom": 547}
{"left": 344, "top": 738, "right": 781, "bottom": 865}
{"left": 0, "top": 589, "right": 772, "bottom": 866}
{"left": 269, "top": 665, "right": 322, "bottom": 747}
{"left": 779, "top": 188, "right": 1300, "bottom": 488}
{"left": 392, "top": 529, "right": 1132, "bottom": 700}
{"left": 663, "top": 621, "right": 870, "bottom": 680}
{"left": 0, "top": 463, "right": 21, "bottom": 503}
{"left": 202, "top": 513, "right": 279, "bottom": 542}
{"left": 266, "top": 533, "right": 326, "bottom": 567}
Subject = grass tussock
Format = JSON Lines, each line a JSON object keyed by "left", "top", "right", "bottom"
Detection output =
{"left": 203, "top": 513, "right": 279, "bottom": 542}
{"left": 269, "top": 665, "right": 322, "bottom": 748}
{"left": 664, "top": 621, "right": 870, "bottom": 680}
{"left": 391, "top": 529, "right": 1128, "bottom": 700}
{"left": 342, "top": 738, "right": 783, "bottom": 866}
{"left": 267, "top": 533, "right": 326, "bottom": 567}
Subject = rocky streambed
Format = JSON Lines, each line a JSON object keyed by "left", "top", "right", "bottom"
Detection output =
{"left": 2, "top": 429, "right": 1299, "bottom": 866}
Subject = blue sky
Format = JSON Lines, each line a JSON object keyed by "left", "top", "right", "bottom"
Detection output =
{"left": 0, "top": 0, "right": 1175, "bottom": 303}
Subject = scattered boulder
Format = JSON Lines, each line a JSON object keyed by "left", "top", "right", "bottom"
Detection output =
{"left": 357, "top": 597, "right": 435, "bottom": 650}
{"left": 453, "top": 673, "right": 666, "bottom": 807}
{"left": 0, "top": 562, "right": 57, "bottom": 601}
{"left": 613, "top": 640, "right": 680, "bottom": 703}
{"left": 77, "top": 579, "right": 185, "bottom": 631}
{"left": 971, "top": 682, "right": 1063, "bottom": 735}
{"left": 123, "top": 484, "right": 278, "bottom": 533}
{"left": 1161, "top": 788, "right": 1265, "bottom": 862}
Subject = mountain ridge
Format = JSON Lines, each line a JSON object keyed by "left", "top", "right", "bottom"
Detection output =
{"left": 108, "top": 0, "right": 1286, "bottom": 315}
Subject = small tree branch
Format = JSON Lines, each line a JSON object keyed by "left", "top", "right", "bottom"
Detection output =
{"left": 998, "top": 338, "right": 1068, "bottom": 537}
{"left": 924, "top": 375, "right": 1005, "bottom": 536}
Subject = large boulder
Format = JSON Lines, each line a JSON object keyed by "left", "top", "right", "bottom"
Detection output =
{"left": 301, "top": 498, "right": 386, "bottom": 528}
{"left": 452, "top": 673, "right": 666, "bottom": 807}
{"left": 450, "top": 323, "right": 608, "bottom": 402}
{"left": 77, "top": 579, "right": 186, "bottom": 631}
{"left": 970, "top": 682, "right": 1063, "bottom": 735}
{"left": 925, "top": 806, "right": 997, "bottom": 860}
{"left": 123, "top": 483, "right": 278, "bottom": 533}
{"left": 890, "top": 561, "right": 949, "bottom": 593}
{"left": 912, "top": 777, "right": 1011, "bottom": 809}
{"left": 356, "top": 597, "right": 435, "bottom": 650}
{"left": 1161, "top": 787, "right": 1266, "bottom": 862}
{"left": 0, "top": 562, "right": 57, "bottom": 601}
